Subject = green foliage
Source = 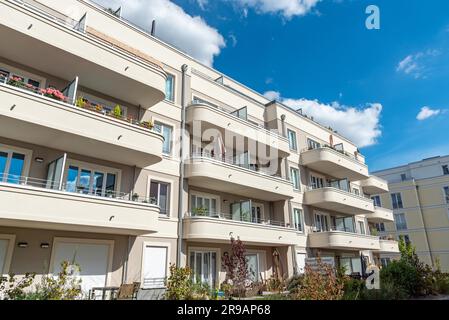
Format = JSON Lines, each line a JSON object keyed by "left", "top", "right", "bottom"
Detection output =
{"left": 0, "top": 261, "right": 82, "bottom": 300}
{"left": 358, "top": 282, "right": 409, "bottom": 300}
{"left": 165, "top": 264, "right": 212, "bottom": 300}
{"left": 342, "top": 278, "right": 366, "bottom": 300}
{"left": 192, "top": 207, "right": 208, "bottom": 216}
{"left": 266, "top": 275, "right": 285, "bottom": 293}
{"left": 380, "top": 260, "right": 418, "bottom": 297}
{"left": 286, "top": 275, "right": 304, "bottom": 294}
{"left": 112, "top": 105, "right": 122, "bottom": 118}
{"left": 75, "top": 97, "right": 86, "bottom": 108}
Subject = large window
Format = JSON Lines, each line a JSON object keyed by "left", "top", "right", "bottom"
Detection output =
{"left": 394, "top": 213, "right": 407, "bottom": 231}
{"left": 65, "top": 164, "right": 118, "bottom": 197}
{"left": 190, "top": 193, "right": 218, "bottom": 217}
{"left": 290, "top": 167, "right": 300, "bottom": 191}
{"left": 307, "top": 138, "right": 321, "bottom": 150}
{"left": 340, "top": 256, "right": 362, "bottom": 276}
{"left": 444, "top": 186, "right": 449, "bottom": 204}
{"left": 292, "top": 209, "right": 304, "bottom": 232}
{"left": 372, "top": 195, "right": 382, "bottom": 207}
{"left": 150, "top": 181, "right": 170, "bottom": 215}
{"left": 189, "top": 251, "right": 217, "bottom": 288}
{"left": 231, "top": 201, "right": 252, "bottom": 223}
{"left": 310, "top": 175, "right": 324, "bottom": 189}
{"left": 314, "top": 213, "right": 329, "bottom": 232}
{"left": 287, "top": 129, "right": 298, "bottom": 151}
{"left": 391, "top": 193, "right": 404, "bottom": 209}
{"left": 0, "top": 151, "right": 25, "bottom": 184}
{"left": 142, "top": 246, "right": 167, "bottom": 289}
{"left": 154, "top": 122, "right": 173, "bottom": 155}
{"left": 165, "top": 74, "right": 175, "bottom": 102}
{"left": 245, "top": 254, "right": 260, "bottom": 283}
{"left": 376, "top": 223, "right": 385, "bottom": 232}
{"left": 358, "top": 221, "right": 366, "bottom": 235}
{"left": 333, "top": 216, "right": 355, "bottom": 233}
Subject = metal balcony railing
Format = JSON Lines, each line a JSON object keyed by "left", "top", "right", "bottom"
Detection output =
{"left": 186, "top": 211, "right": 292, "bottom": 229}
{"left": 302, "top": 144, "right": 366, "bottom": 165}
{"left": 0, "top": 173, "right": 157, "bottom": 205}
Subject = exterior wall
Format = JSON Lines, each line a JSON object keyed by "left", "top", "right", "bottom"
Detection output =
{"left": 374, "top": 156, "right": 449, "bottom": 271}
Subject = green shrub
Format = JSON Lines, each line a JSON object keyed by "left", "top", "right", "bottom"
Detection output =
{"left": 380, "top": 260, "right": 418, "bottom": 297}
{"left": 286, "top": 275, "right": 303, "bottom": 293}
{"left": 359, "top": 282, "right": 408, "bottom": 300}
{"left": 165, "top": 264, "right": 194, "bottom": 300}
{"left": 342, "top": 278, "right": 365, "bottom": 300}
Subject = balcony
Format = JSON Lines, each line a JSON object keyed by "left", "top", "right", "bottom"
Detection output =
{"left": 0, "top": 77, "right": 164, "bottom": 167}
{"left": 185, "top": 154, "right": 294, "bottom": 201}
{"left": 183, "top": 213, "right": 306, "bottom": 246}
{"left": 304, "top": 187, "right": 374, "bottom": 215}
{"left": 359, "top": 176, "right": 389, "bottom": 195}
{"left": 378, "top": 239, "right": 400, "bottom": 253}
{"left": 0, "top": 175, "right": 160, "bottom": 235}
{"left": 308, "top": 231, "right": 381, "bottom": 251}
{"left": 300, "top": 146, "right": 369, "bottom": 180}
{"left": 366, "top": 206, "right": 394, "bottom": 223}
{"left": 0, "top": 0, "right": 166, "bottom": 108}
{"left": 186, "top": 103, "right": 290, "bottom": 156}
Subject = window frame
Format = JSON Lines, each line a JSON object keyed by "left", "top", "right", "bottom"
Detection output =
{"left": 188, "top": 248, "right": 219, "bottom": 288}
{"left": 0, "top": 234, "right": 16, "bottom": 275}
{"left": 150, "top": 180, "right": 171, "bottom": 216}
{"left": 371, "top": 195, "right": 382, "bottom": 207}
{"left": 154, "top": 121, "right": 174, "bottom": 156}
{"left": 190, "top": 191, "right": 220, "bottom": 217}
{"left": 292, "top": 208, "right": 304, "bottom": 233}
{"left": 287, "top": 129, "right": 298, "bottom": 151}
{"left": 141, "top": 243, "right": 170, "bottom": 289}
{"left": 0, "top": 144, "right": 33, "bottom": 183}
{"left": 442, "top": 165, "right": 449, "bottom": 175}
{"left": 290, "top": 167, "right": 301, "bottom": 191}
{"left": 443, "top": 186, "right": 449, "bottom": 204}
{"left": 165, "top": 73, "right": 175, "bottom": 103}
{"left": 391, "top": 192, "right": 404, "bottom": 209}
{"left": 394, "top": 212, "right": 408, "bottom": 231}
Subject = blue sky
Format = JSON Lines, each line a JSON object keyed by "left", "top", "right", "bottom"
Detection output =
{"left": 98, "top": 0, "right": 449, "bottom": 171}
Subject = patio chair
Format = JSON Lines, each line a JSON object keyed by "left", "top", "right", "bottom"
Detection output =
{"left": 115, "top": 282, "right": 141, "bottom": 300}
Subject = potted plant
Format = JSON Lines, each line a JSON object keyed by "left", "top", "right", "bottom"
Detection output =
{"left": 112, "top": 105, "right": 122, "bottom": 119}
{"left": 141, "top": 120, "right": 154, "bottom": 130}
{"left": 192, "top": 207, "right": 208, "bottom": 216}
{"left": 7, "top": 76, "right": 25, "bottom": 88}
{"left": 132, "top": 193, "right": 140, "bottom": 202}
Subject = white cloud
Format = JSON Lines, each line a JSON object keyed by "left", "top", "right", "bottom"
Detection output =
{"left": 396, "top": 50, "right": 440, "bottom": 79}
{"left": 95, "top": 0, "right": 225, "bottom": 66}
{"left": 263, "top": 90, "right": 281, "bottom": 100}
{"left": 416, "top": 106, "right": 441, "bottom": 121}
{"left": 234, "top": 0, "right": 321, "bottom": 19}
{"left": 265, "top": 91, "right": 383, "bottom": 147}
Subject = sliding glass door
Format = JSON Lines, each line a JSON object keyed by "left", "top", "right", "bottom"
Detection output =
{"left": 189, "top": 251, "right": 217, "bottom": 288}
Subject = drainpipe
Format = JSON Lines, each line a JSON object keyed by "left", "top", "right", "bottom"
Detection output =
{"left": 177, "top": 64, "right": 189, "bottom": 267}
{"left": 414, "top": 183, "right": 434, "bottom": 267}
{"left": 281, "top": 114, "right": 297, "bottom": 275}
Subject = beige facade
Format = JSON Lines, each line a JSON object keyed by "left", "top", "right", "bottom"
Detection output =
{"left": 0, "top": 0, "right": 398, "bottom": 299}
{"left": 373, "top": 156, "right": 449, "bottom": 271}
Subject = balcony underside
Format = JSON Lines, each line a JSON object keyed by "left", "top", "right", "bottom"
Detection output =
{"left": 301, "top": 148, "right": 369, "bottom": 180}
{"left": 359, "top": 176, "right": 389, "bottom": 195}
{"left": 0, "top": 87, "right": 164, "bottom": 167}
{"left": 304, "top": 188, "right": 374, "bottom": 215}
{"left": 308, "top": 231, "right": 381, "bottom": 251}
{"left": 378, "top": 240, "right": 400, "bottom": 253}
{"left": 366, "top": 207, "right": 394, "bottom": 223}
{"left": 183, "top": 217, "right": 306, "bottom": 246}
{"left": 0, "top": 2, "right": 166, "bottom": 108}
{"left": 185, "top": 158, "right": 294, "bottom": 201}
{"left": 0, "top": 183, "right": 160, "bottom": 235}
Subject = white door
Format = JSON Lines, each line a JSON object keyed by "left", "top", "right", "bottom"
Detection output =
{"left": 143, "top": 246, "right": 167, "bottom": 289}
{"left": 296, "top": 253, "right": 306, "bottom": 274}
{"left": 52, "top": 241, "right": 111, "bottom": 296}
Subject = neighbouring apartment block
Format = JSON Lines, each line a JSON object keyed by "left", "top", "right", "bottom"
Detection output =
{"left": 372, "top": 155, "right": 449, "bottom": 271}
{"left": 0, "top": 0, "right": 399, "bottom": 299}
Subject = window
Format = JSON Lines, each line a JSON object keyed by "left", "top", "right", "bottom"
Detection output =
{"left": 189, "top": 251, "right": 217, "bottom": 288}
{"left": 399, "top": 235, "right": 411, "bottom": 245}
{"left": 442, "top": 165, "right": 449, "bottom": 175}
{"left": 314, "top": 213, "right": 329, "bottom": 232}
{"left": 394, "top": 213, "right": 407, "bottom": 230}
{"left": 142, "top": 246, "right": 167, "bottom": 289}
{"left": 0, "top": 148, "right": 28, "bottom": 184}
{"left": 340, "top": 256, "right": 362, "bottom": 276}
{"left": 292, "top": 208, "right": 304, "bottom": 232}
{"left": 231, "top": 107, "right": 248, "bottom": 121}
{"left": 310, "top": 176, "right": 324, "bottom": 189}
{"left": 287, "top": 129, "right": 298, "bottom": 151}
{"left": 353, "top": 188, "right": 360, "bottom": 196}
{"left": 380, "top": 258, "right": 391, "bottom": 268}
{"left": 372, "top": 195, "right": 382, "bottom": 207}
{"left": 65, "top": 165, "right": 118, "bottom": 197}
{"left": 165, "top": 74, "right": 175, "bottom": 102}
{"left": 154, "top": 122, "right": 173, "bottom": 155}
{"left": 150, "top": 181, "right": 170, "bottom": 215}
{"left": 333, "top": 216, "right": 355, "bottom": 233}
{"left": 391, "top": 193, "right": 404, "bottom": 209}
{"left": 401, "top": 174, "right": 407, "bottom": 181}
{"left": 290, "top": 168, "right": 300, "bottom": 190}
{"left": 231, "top": 201, "right": 252, "bottom": 223}
{"left": 444, "top": 186, "right": 449, "bottom": 204}
{"left": 245, "top": 254, "right": 260, "bottom": 283}
{"left": 376, "top": 223, "right": 385, "bottom": 232}
{"left": 358, "top": 221, "right": 366, "bottom": 235}
{"left": 307, "top": 138, "right": 321, "bottom": 150}
{"left": 190, "top": 193, "right": 218, "bottom": 217}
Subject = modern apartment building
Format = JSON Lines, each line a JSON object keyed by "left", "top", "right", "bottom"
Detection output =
{"left": 372, "top": 155, "right": 449, "bottom": 271}
{"left": 0, "top": 0, "right": 398, "bottom": 299}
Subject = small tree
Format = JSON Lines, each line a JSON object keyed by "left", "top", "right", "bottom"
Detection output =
{"left": 165, "top": 264, "right": 193, "bottom": 300}
{"left": 222, "top": 237, "right": 248, "bottom": 298}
